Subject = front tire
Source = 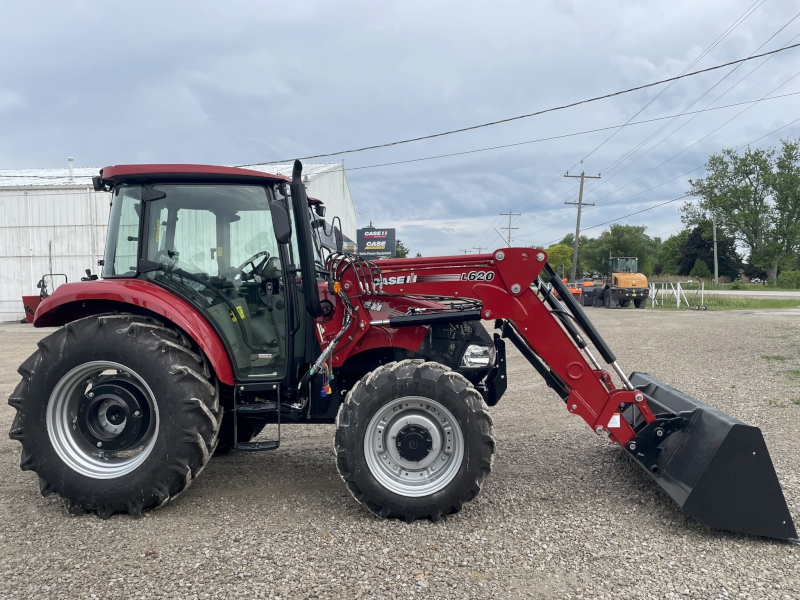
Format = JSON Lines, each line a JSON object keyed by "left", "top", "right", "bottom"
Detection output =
{"left": 335, "top": 360, "right": 494, "bottom": 522}
{"left": 8, "top": 314, "right": 222, "bottom": 518}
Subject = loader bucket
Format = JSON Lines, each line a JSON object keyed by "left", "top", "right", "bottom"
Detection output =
{"left": 625, "top": 372, "right": 797, "bottom": 541}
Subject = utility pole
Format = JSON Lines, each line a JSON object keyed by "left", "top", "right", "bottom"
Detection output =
{"left": 473, "top": 245, "right": 486, "bottom": 254}
{"left": 712, "top": 213, "right": 719, "bottom": 284}
{"left": 460, "top": 248, "right": 472, "bottom": 255}
{"left": 497, "top": 212, "right": 521, "bottom": 246}
{"left": 564, "top": 169, "right": 601, "bottom": 282}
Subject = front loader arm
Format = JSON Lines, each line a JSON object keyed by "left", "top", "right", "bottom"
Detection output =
{"left": 327, "top": 248, "right": 653, "bottom": 447}
{"left": 321, "top": 248, "right": 797, "bottom": 541}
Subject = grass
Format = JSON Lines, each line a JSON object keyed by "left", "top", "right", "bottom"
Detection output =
{"left": 761, "top": 355, "right": 789, "bottom": 361}
{"left": 652, "top": 296, "right": 800, "bottom": 311}
{"left": 767, "top": 399, "right": 787, "bottom": 408}
{"left": 792, "top": 398, "right": 800, "bottom": 406}
{"left": 786, "top": 369, "right": 800, "bottom": 379}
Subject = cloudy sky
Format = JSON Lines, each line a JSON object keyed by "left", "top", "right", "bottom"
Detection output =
{"left": 1, "top": 0, "right": 798, "bottom": 256}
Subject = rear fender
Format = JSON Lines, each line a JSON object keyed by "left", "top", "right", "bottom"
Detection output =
{"left": 33, "top": 280, "right": 235, "bottom": 385}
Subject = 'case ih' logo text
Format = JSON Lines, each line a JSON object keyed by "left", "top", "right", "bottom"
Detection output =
{"left": 364, "top": 230, "right": 388, "bottom": 237}
{"left": 378, "top": 273, "right": 418, "bottom": 285}
{"left": 365, "top": 241, "right": 386, "bottom": 249}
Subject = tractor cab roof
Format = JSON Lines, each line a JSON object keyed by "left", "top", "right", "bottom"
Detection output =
{"left": 97, "top": 164, "right": 324, "bottom": 205}
{"left": 98, "top": 164, "right": 291, "bottom": 187}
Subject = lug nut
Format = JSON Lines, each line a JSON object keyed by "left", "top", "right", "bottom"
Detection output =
{"left": 133, "top": 410, "right": 141, "bottom": 417}
{"left": 87, "top": 392, "right": 95, "bottom": 399}
{"left": 96, "top": 442, "right": 102, "bottom": 448}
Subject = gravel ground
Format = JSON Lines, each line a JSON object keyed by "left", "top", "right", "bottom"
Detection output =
{"left": 0, "top": 309, "right": 798, "bottom": 600}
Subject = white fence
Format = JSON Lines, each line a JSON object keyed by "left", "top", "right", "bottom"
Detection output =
{"left": 649, "top": 281, "right": 706, "bottom": 309}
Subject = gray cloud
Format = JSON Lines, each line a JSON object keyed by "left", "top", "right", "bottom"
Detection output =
{"left": 1, "top": 0, "right": 798, "bottom": 255}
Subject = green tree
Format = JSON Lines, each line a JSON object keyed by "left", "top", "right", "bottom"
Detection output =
{"left": 395, "top": 239, "right": 409, "bottom": 258}
{"left": 685, "top": 140, "right": 800, "bottom": 279}
{"left": 557, "top": 234, "right": 595, "bottom": 277}
{"left": 658, "top": 230, "right": 690, "bottom": 275}
{"left": 689, "top": 259, "right": 712, "bottom": 279}
{"left": 582, "top": 224, "right": 659, "bottom": 276}
{"left": 678, "top": 224, "right": 741, "bottom": 278}
{"left": 545, "top": 244, "right": 573, "bottom": 278}
{"left": 777, "top": 270, "right": 800, "bottom": 288}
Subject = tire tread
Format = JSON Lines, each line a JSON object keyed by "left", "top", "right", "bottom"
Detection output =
{"left": 6, "top": 313, "right": 223, "bottom": 519}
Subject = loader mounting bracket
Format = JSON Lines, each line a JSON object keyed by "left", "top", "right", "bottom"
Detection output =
{"left": 483, "top": 335, "right": 507, "bottom": 406}
{"left": 625, "top": 413, "right": 691, "bottom": 475}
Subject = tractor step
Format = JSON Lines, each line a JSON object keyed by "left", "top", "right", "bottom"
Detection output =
{"left": 233, "top": 385, "right": 281, "bottom": 452}
{"left": 235, "top": 440, "right": 280, "bottom": 452}
{"left": 235, "top": 401, "right": 279, "bottom": 415}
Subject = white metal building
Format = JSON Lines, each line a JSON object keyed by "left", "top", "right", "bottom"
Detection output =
{"left": 0, "top": 161, "right": 356, "bottom": 322}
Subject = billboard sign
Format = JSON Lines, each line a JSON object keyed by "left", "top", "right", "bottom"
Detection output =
{"left": 357, "top": 228, "right": 396, "bottom": 259}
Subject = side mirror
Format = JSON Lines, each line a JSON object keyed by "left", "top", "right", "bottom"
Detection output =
{"left": 36, "top": 279, "right": 44, "bottom": 289}
{"left": 334, "top": 226, "right": 343, "bottom": 254}
{"left": 271, "top": 201, "right": 292, "bottom": 244}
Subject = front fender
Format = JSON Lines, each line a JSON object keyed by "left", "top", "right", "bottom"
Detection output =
{"left": 34, "top": 279, "right": 235, "bottom": 385}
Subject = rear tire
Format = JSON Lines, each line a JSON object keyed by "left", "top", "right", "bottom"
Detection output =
{"left": 335, "top": 360, "right": 494, "bottom": 522}
{"left": 620, "top": 300, "right": 631, "bottom": 308}
{"left": 634, "top": 299, "right": 647, "bottom": 309}
{"left": 7, "top": 314, "right": 222, "bottom": 518}
{"left": 604, "top": 290, "right": 613, "bottom": 308}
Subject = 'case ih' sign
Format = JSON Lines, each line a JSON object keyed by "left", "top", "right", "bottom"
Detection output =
{"left": 357, "top": 228, "right": 396, "bottom": 258}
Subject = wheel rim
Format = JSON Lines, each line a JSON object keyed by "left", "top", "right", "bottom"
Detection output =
{"left": 46, "top": 361, "right": 160, "bottom": 479}
{"left": 363, "top": 396, "right": 464, "bottom": 497}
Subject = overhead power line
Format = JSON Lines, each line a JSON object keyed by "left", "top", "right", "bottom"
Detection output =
{"left": 239, "top": 43, "right": 800, "bottom": 166}
{"left": 531, "top": 114, "right": 800, "bottom": 247}
{"left": 565, "top": 0, "right": 767, "bottom": 172}
{"left": 472, "top": 7, "right": 786, "bottom": 249}
{"left": 572, "top": 15, "right": 800, "bottom": 206}
{"left": 523, "top": 64, "right": 800, "bottom": 237}
{"left": 14, "top": 91, "right": 796, "bottom": 181}
{"left": 340, "top": 92, "right": 799, "bottom": 172}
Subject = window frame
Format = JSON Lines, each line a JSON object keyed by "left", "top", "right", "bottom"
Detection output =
{"left": 103, "top": 185, "right": 145, "bottom": 279}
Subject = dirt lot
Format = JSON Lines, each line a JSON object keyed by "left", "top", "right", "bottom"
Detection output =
{"left": 0, "top": 309, "right": 798, "bottom": 599}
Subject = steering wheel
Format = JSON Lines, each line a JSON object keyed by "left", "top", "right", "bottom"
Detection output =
{"left": 235, "top": 251, "right": 270, "bottom": 282}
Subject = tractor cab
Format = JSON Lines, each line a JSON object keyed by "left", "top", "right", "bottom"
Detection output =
{"left": 608, "top": 257, "right": 638, "bottom": 274}
{"left": 104, "top": 180, "right": 299, "bottom": 380}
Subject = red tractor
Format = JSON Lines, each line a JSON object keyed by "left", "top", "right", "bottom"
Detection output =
{"left": 8, "top": 162, "right": 796, "bottom": 541}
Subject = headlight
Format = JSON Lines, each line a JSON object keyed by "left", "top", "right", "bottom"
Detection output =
{"left": 460, "top": 344, "right": 496, "bottom": 368}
